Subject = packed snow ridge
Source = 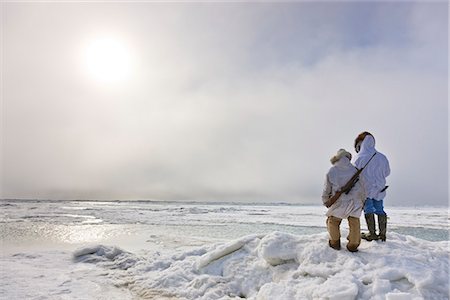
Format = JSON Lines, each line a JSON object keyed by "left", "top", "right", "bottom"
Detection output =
{"left": 74, "top": 232, "right": 449, "bottom": 300}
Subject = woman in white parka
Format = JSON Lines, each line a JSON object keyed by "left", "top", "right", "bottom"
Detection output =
{"left": 322, "top": 149, "right": 365, "bottom": 252}
{"left": 354, "top": 132, "right": 391, "bottom": 242}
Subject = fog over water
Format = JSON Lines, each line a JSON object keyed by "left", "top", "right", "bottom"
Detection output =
{"left": 2, "top": 2, "right": 448, "bottom": 206}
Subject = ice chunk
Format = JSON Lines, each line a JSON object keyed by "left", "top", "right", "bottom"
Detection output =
{"left": 196, "top": 234, "right": 262, "bottom": 269}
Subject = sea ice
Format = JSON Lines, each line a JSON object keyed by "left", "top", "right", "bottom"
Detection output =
{"left": 74, "top": 231, "right": 450, "bottom": 299}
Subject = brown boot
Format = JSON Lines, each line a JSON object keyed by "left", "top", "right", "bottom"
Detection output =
{"left": 329, "top": 240, "right": 341, "bottom": 250}
{"left": 346, "top": 244, "right": 358, "bottom": 252}
{"left": 347, "top": 216, "right": 361, "bottom": 252}
{"left": 327, "top": 216, "right": 342, "bottom": 250}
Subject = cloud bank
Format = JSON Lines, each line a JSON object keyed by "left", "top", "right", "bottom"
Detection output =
{"left": 2, "top": 2, "right": 448, "bottom": 205}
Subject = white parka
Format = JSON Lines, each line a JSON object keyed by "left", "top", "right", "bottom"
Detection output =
{"left": 322, "top": 156, "right": 365, "bottom": 219}
{"left": 354, "top": 135, "right": 390, "bottom": 200}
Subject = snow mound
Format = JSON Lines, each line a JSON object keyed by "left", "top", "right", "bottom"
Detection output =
{"left": 73, "top": 245, "right": 139, "bottom": 270}
{"left": 74, "top": 232, "right": 450, "bottom": 299}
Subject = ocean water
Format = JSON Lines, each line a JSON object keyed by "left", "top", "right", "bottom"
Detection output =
{"left": 1, "top": 200, "right": 449, "bottom": 300}
{"left": 1, "top": 200, "right": 448, "bottom": 250}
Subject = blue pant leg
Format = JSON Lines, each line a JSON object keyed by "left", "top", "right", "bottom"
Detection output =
{"left": 364, "top": 199, "right": 376, "bottom": 214}
{"left": 373, "top": 199, "right": 386, "bottom": 215}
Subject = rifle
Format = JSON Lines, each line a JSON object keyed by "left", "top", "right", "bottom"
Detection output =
{"left": 324, "top": 152, "right": 377, "bottom": 208}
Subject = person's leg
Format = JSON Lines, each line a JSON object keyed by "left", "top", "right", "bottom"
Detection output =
{"left": 374, "top": 200, "right": 387, "bottom": 241}
{"left": 362, "top": 199, "right": 378, "bottom": 241}
{"left": 373, "top": 199, "right": 386, "bottom": 215}
{"left": 347, "top": 216, "right": 361, "bottom": 252}
{"left": 364, "top": 198, "right": 377, "bottom": 215}
{"left": 327, "top": 216, "right": 342, "bottom": 250}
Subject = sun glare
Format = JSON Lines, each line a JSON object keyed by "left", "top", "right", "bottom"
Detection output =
{"left": 84, "top": 37, "right": 132, "bottom": 83}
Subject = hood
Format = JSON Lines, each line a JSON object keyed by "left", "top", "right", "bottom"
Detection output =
{"left": 359, "top": 135, "right": 377, "bottom": 157}
{"left": 334, "top": 156, "right": 352, "bottom": 169}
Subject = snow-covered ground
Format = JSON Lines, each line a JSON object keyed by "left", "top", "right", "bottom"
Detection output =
{"left": 1, "top": 200, "right": 449, "bottom": 299}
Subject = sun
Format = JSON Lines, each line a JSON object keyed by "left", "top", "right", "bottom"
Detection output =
{"left": 84, "top": 37, "right": 133, "bottom": 83}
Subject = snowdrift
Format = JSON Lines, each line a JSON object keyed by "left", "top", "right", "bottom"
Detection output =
{"left": 74, "top": 232, "right": 449, "bottom": 299}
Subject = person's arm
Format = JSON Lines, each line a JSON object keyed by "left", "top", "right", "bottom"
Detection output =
{"left": 384, "top": 157, "right": 391, "bottom": 177}
{"left": 322, "top": 175, "right": 332, "bottom": 206}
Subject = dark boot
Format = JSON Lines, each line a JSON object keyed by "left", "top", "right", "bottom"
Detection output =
{"left": 378, "top": 215, "right": 387, "bottom": 242}
{"left": 362, "top": 214, "right": 378, "bottom": 241}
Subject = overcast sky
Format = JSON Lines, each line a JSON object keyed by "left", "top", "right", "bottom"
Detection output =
{"left": 1, "top": 2, "right": 448, "bottom": 206}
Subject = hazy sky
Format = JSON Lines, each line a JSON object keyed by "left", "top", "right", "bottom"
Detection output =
{"left": 1, "top": 2, "right": 448, "bottom": 206}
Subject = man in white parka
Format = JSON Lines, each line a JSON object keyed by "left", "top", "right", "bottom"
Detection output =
{"left": 322, "top": 149, "right": 365, "bottom": 252}
{"left": 354, "top": 132, "right": 391, "bottom": 242}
